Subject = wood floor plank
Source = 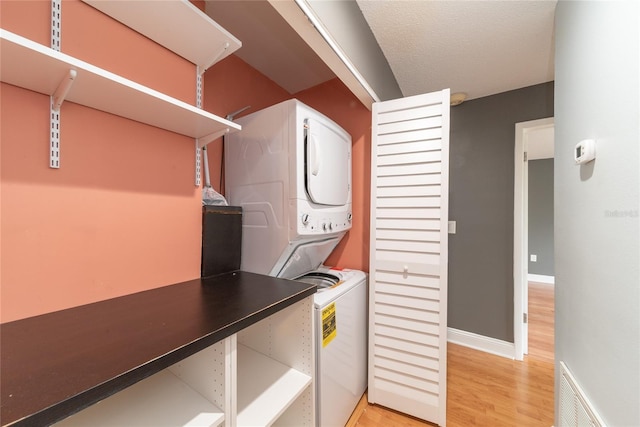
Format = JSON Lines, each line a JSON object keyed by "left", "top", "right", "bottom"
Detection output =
{"left": 528, "top": 281, "right": 555, "bottom": 364}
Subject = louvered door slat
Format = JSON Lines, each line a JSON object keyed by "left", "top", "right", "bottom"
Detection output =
{"left": 376, "top": 196, "right": 440, "bottom": 208}
{"left": 376, "top": 206, "right": 442, "bottom": 219}
{"left": 377, "top": 174, "right": 442, "bottom": 187}
{"left": 378, "top": 162, "right": 443, "bottom": 176}
{"left": 376, "top": 228, "right": 440, "bottom": 242}
{"left": 369, "top": 89, "right": 449, "bottom": 426}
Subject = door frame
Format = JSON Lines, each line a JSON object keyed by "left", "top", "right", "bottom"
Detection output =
{"left": 513, "top": 117, "right": 554, "bottom": 361}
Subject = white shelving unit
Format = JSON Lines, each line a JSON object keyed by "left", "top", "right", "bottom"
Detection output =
{"left": 81, "top": 0, "right": 241, "bottom": 72}
{"left": 56, "top": 341, "right": 229, "bottom": 427}
{"left": 0, "top": 29, "right": 239, "bottom": 140}
{"left": 52, "top": 297, "right": 315, "bottom": 427}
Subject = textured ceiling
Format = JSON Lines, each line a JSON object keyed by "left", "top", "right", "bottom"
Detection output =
{"left": 356, "top": 0, "right": 557, "bottom": 100}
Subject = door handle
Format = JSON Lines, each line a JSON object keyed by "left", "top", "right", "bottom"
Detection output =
{"left": 309, "top": 134, "right": 320, "bottom": 176}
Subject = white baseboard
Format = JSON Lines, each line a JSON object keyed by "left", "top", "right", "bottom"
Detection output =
{"left": 528, "top": 274, "right": 555, "bottom": 285}
{"left": 448, "top": 328, "right": 515, "bottom": 359}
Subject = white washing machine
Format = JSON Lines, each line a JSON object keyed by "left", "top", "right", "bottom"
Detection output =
{"left": 295, "top": 267, "right": 368, "bottom": 427}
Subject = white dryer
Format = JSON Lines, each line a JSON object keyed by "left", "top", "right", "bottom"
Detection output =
{"left": 295, "top": 267, "right": 368, "bottom": 427}
{"left": 225, "top": 99, "right": 352, "bottom": 279}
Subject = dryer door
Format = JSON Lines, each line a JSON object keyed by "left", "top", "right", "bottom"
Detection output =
{"left": 305, "top": 118, "right": 350, "bottom": 206}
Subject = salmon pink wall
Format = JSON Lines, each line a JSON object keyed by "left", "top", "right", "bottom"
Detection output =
{"left": 62, "top": 1, "right": 196, "bottom": 104}
{"left": 1, "top": 0, "right": 201, "bottom": 322}
{"left": 202, "top": 55, "right": 291, "bottom": 193}
{"left": 294, "top": 80, "right": 372, "bottom": 273}
{"left": 1, "top": 0, "right": 372, "bottom": 323}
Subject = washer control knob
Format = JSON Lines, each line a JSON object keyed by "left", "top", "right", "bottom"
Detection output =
{"left": 301, "top": 213, "right": 310, "bottom": 226}
{"left": 347, "top": 213, "right": 353, "bottom": 222}
{"left": 322, "top": 223, "right": 328, "bottom": 231}
{"left": 328, "top": 222, "right": 333, "bottom": 231}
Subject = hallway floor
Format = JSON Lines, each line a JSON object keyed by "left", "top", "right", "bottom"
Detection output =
{"left": 347, "top": 282, "right": 555, "bottom": 427}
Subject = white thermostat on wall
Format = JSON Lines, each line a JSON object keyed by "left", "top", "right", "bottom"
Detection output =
{"left": 574, "top": 139, "right": 596, "bottom": 165}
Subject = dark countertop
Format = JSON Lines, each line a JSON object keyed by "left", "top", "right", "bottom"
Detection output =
{"left": 0, "top": 271, "right": 316, "bottom": 426}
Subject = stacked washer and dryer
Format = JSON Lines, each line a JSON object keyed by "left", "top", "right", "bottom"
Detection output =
{"left": 225, "top": 99, "right": 367, "bottom": 427}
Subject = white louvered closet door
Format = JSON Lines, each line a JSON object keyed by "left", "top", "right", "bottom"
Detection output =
{"left": 368, "top": 89, "right": 450, "bottom": 426}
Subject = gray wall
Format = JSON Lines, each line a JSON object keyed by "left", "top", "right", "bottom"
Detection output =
{"left": 528, "top": 159, "right": 554, "bottom": 276}
{"left": 448, "top": 82, "right": 554, "bottom": 342}
{"left": 555, "top": 2, "right": 639, "bottom": 426}
{"left": 307, "top": 0, "right": 403, "bottom": 101}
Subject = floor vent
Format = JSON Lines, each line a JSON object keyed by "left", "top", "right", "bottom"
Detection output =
{"left": 559, "top": 362, "right": 605, "bottom": 427}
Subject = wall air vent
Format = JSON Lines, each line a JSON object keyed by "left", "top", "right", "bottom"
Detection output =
{"left": 559, "top": 362, "right": 605, "bottom": 427}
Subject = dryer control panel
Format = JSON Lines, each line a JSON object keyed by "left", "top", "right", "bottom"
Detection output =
{"left": 297, "top": 210, "right": 352, "bottom": 236}
{"left": 291, "top": 199, "right": 352, "bottom": 237}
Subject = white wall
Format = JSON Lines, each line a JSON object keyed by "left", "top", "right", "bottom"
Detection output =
{"left": 555, "top": 2, "right": 639, "bottom": 426}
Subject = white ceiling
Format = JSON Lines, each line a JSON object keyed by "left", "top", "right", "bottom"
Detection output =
{"left": 206, "top": 0, "right": 557, "bottom": 103}
{"left": 356, "top": 0, "right": 557, "bottom": 100}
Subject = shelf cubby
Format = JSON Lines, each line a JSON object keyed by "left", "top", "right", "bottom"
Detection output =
{"left": 236, "top": 344, "right": 312, "bottom": 427}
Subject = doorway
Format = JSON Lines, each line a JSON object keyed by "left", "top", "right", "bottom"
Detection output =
{"left": 514, "top": 117, "right": 554, "bottom": 360}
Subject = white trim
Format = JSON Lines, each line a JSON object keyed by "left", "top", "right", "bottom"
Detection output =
{"left": 292, "top": 0, "right": 380, "bottom": 104}
{"left": 447, "top": 328, "right": 515, "bottom": 360}
{"left": 514, "top": 117, "right": 554, "bottom": 361}
{"left": 528, "top": 274, "right": 555, "bottom": 285}
{"left": 267, "top": 0, "right": 377, "bottom": 109}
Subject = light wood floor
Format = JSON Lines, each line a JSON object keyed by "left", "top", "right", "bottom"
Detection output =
{"left": 347, "top": 282, "right": 555, "bottom": 427}
{"left": 527, "top": 281, "right": 555, "bottom": 364}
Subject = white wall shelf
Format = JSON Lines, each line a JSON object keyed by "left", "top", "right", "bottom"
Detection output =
{"left": 0, "top": 29, "right": 240, "bottom": 141}
{"left": 236, "top": 344, "right": 312, "bottom": 427}
{"left": 81, "top": 0, "right": 241, "bottom": 72}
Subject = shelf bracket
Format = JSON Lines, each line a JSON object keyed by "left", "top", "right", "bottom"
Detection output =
{"left": 197, "top": 128, "right": 229, "bottom": 149}
{"left": 52, "top": 69, "right": 77, "bottom": 112}
{"left": 201, "top": 42, "right": 230, "bottom": 74}
{"left": 49, "top": 69, "right": 76, "bottom": 169}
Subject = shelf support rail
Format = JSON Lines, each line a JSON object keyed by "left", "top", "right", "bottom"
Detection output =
{"left": 50, "top": 0, "right": 64, "bottom": 168}
{"left": 195, "top": 66, "right": 204, "bottom": 186}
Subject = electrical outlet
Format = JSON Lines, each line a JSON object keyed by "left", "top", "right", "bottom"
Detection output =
{"left": 530, "top": 254, "right": 537, "bottom": 262}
